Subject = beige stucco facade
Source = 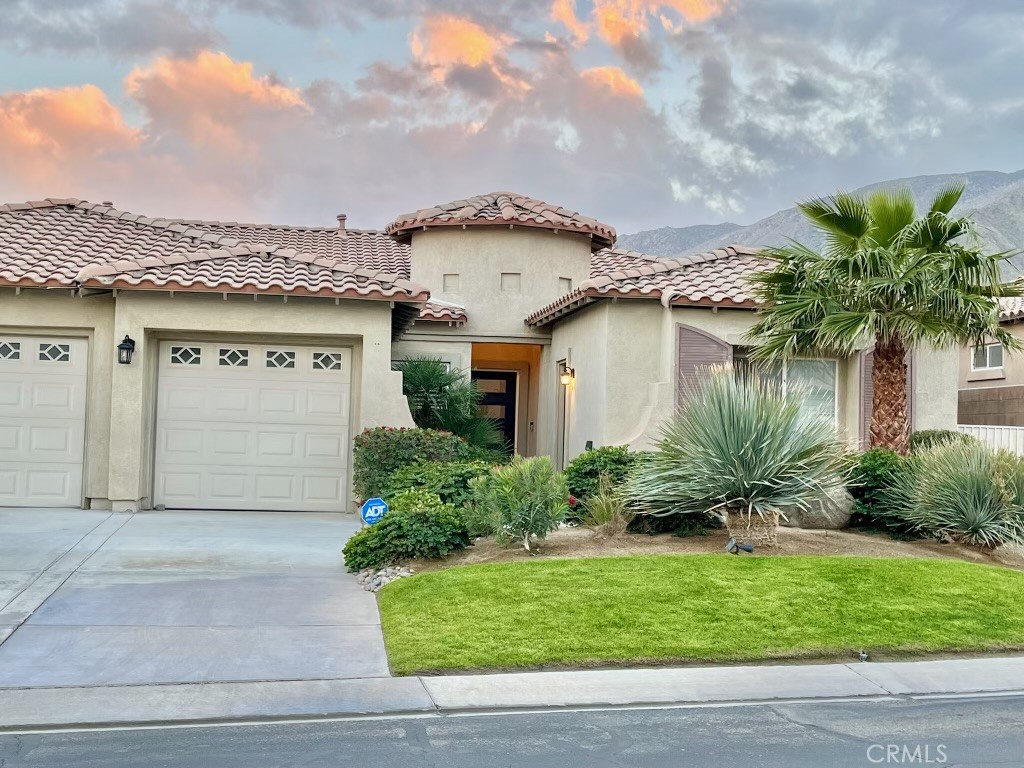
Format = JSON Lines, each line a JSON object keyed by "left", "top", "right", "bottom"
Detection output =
{"left": 0, "top": 287, "right": 413, "bottom": 511}
{"left": 537, "top": 298, "right": 959, "bottom": 466}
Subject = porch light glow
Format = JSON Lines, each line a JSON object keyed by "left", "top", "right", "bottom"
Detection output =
{"left": 560, "top": 367, "right": 575, "bottom": 386}
{"left": 117, "top": 335, "right": 136, "bottom": 365}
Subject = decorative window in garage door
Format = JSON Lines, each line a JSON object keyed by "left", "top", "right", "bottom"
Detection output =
{"left": 219, "top": 348, "right": 249, "bottom": 367}
{"left": 0, "top": 341, "right": 20, "bottom": 360}
{"left": 312, "top": 351, "right": 343, "bottom": 371}
{"left": 266, "top": 350, "right": 296, "bottom": 369}
{"left": 170, "top": 346, "right": 201, "bottom": 365}
{"left": 39, "top": 342, "right": 71, "bottom": 362}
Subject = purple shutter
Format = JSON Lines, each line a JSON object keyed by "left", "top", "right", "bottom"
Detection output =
{"left": 859, "top": 347, "right": 914, "bottom": 447}
{"left": 860, "top": 350, "right": 874, "bottom": 448}
{"left": 676, "top": 325, "right": 732, "bottom": 408}
{"left": 905, "top": 350, "right": 914, "bottom": 432}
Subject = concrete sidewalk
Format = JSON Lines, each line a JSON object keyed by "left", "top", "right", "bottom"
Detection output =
{"left": 4, "top": 656, "right": 1024, "bottom": 730}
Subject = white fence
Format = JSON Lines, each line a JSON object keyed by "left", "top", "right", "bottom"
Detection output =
{"left": 957, "top": 424, "right": 1024, "bottom": 456}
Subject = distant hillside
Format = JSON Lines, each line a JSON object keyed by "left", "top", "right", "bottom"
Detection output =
{"left": 618, "top": 169, "right": 1024, "bottom": 275}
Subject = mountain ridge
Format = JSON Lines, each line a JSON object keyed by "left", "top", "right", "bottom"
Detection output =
{"left": 618, "top": 169, "right": 1024, "bottom": 275}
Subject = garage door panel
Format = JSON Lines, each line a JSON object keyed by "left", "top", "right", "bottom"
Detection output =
{"left": 155, "top": 341, "right": 351, "bottom": 512}
{"left": 0, "top": 336, "right": 87, "bottom": 507}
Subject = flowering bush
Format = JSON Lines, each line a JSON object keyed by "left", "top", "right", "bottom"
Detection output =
{"left": 353, "top": 427, "right": 470, "bottom": 502}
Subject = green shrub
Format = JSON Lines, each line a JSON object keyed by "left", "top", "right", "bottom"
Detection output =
{"left": 886, "top": 441, "right": 1024, "bottom": 548}
{"left": 582, "top": 475, "right": 635, "bottom": 536}
{"left": 470, "top": 456, "right": 569, "bottom": 550}
{"left": 625, "top": 371, "right": 849, "bottom": 528}
{"left": 342, "top": 489, "right": 470, "bottom": 571}
{"left": 395, "top": 357, "right": 505, "bottom": 450}
{"left": 847, "top": 448, "right": 911, "bottom": 530}
{"left": 910, "top": 429, "right": 975, "bottom": 453}
{"left": 352, "top": 427, "right": 470, "bottom": 502}
{"left": 380, "top": 460, "right": 492, "bottom": 508}
{"left": 564, "top": 446, "right": 641, "bottom": 502}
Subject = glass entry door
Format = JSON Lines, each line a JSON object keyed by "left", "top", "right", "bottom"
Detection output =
{"left": 472, "top": 370, "right": 518, "bottom": 452}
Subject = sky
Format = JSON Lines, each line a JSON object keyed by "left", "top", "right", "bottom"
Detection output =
{"left": 0, "top": 0, "right": 1022, "bottom": 233}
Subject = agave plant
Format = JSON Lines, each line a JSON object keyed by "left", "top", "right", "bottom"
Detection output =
{"left": 626, "top": 369, "right": 848, "bottom": 546}
{"left": 886, "top": 441, "right": 1024, "bottom": 548}
{"left": 395, "top": 357, "right": 505, "bottom": 450}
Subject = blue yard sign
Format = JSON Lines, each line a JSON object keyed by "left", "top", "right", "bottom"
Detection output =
{"left": 360, "top": 497, "right": 389, "bottom": 525}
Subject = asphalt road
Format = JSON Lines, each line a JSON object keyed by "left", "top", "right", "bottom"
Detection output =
{"left": 2, "top": 695, "right": 1022, "bottom": 768}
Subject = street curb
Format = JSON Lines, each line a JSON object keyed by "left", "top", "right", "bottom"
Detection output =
{"left": 3, "top": 657, "right": 1024, "bottom": 731}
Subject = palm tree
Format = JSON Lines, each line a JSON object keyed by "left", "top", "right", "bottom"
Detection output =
{"left": 395, "top": 357, "right": 505, "bottom": 451}
{"left": 746, "top": 183, "right": 1021, "bottom": 454}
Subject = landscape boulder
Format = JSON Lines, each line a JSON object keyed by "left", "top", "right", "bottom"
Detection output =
{"left": 779, "top": 486, "right": 854, "bottom": 530}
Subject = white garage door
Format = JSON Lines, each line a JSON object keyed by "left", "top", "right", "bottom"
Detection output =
{"left": 0, "top": 336, "right": 87, "bottom": 507}
{"left": 154, "top": 341, "right": 352, "bottom": 512}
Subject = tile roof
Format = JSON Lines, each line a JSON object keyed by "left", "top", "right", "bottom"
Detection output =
{"left": 171, "top": 220, "right": 411, "bottom": 277}
{"left": 419, "top": 299, "right": 468, "bottom": 327}
{"left": 385, "top": 191, "right": 616, "bottom": 250}
{"left": 76, "top": 247, "right": 426, "bottom": 301}
{"left": 526, "top": 245, "right": 765, "bottom": 327}
{"left": 999, "top": 295, "right": 1024, "bottom": 323}
{"left": 0, "top": 198, "right": 427, "bottom": 303}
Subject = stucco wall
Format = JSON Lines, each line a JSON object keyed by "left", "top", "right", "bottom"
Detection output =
{"left": 913, "top": 344, "right": 958, "bottom": 431}
{"left": 392, "top": 338, "right": 474, "bottom": 374}
{"left": 0, "top": 288, "right": 116, "bottom": 507}
{"left": 544, "top": 302, "right": 609, "bottom": 465}
{"left": 408, "top": 227, "right": 591, "bottom": 339}
{"left": 541, "top": 300, "right": 925, "bottom": 462}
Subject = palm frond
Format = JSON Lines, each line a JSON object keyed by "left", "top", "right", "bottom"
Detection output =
{"left": 929, "top": 180, "right": 966, "bottom": 215}
{"left": 866, "top": 187, "right": 916, "bottom": 247}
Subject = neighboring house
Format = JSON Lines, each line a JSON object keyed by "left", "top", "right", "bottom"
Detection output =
{"left": 0, "top": 192, "right": 958, "bottom": 513}
{"left": 958, "top": 296, "right": 1024, "bottom": 426}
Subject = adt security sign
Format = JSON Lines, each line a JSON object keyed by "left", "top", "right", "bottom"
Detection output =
{"left": 360, "top": 497, "right": 389, "bottom": 525}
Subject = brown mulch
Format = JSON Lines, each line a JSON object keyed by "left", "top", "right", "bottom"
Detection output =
{"left": 409, "top": 525, "right": 1024, "bottom": 573}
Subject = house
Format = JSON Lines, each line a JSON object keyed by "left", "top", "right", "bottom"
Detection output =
{"left": 0, "top": 192, "right": 958, "bottom": 513}
{"left": 958, "top": 296, "right": 1024, "bottom": 426}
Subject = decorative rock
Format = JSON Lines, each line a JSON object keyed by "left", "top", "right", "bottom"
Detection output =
{"left": 780, "top": 486, "right": 855, "bottom": 530}
{"left": 355, "top": 565, "right": 416, "bottom": 592}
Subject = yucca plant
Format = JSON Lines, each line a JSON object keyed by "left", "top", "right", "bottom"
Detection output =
{"left": 582, "top": 474, "right": 635, "bottom": 537}
{"left": 626, "top": 369, "right": 848, "bottom": 546}
{"left": 886, "top": 441, "right": 1024, "bottom": 548}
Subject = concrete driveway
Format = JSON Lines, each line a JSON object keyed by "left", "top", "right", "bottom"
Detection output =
{"left": 0, "top": 509, "right": 388, "bottom": 689}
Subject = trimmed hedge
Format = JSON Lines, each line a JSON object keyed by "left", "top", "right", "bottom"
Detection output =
{"left": 380, "top": 459, "right": 492, "bottom": 508}
{"left": 353, "top": 427, "right": 469, "bottom": 502}
{"left": 342, "top": 489, "right": 470, "bottom": 571}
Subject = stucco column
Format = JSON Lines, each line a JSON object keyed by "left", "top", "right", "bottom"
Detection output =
{"left": 360, "top": 326, "right": 415, "bottom": 429}
{"left": 106, "top": 300, "right": 149, "bottom": 512}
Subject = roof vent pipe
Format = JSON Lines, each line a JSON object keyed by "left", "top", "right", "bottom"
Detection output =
{"left": 336, "top": 214, "right": 347, "bottom": 230}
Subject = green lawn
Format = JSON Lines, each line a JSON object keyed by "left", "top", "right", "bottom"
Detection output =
{"left": 377, "top": 554, "right": 1024, "bottom": 674}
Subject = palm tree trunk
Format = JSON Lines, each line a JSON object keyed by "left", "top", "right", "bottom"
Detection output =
{"left": 870, "top": 337, "right": 909, "bottom": 454}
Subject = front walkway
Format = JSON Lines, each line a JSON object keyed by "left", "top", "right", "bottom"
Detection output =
{"left": 0, "top": 509, "right": 387, "bottom": 688}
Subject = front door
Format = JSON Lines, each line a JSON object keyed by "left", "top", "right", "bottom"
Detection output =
{"left": 472, "top": 371, "right": 517, "bottom": 452}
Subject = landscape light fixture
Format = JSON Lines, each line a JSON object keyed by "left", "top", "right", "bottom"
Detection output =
{"left": 116, "top": 335, "right": 136, "bottom": 365}
{"left": 559, "top": 366, "right": 575, "bottom": 386}
{"left": 725, "top": 538, "right": 754, "bottom": 555}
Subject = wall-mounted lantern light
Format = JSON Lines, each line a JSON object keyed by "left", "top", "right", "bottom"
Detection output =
{"left": 559, "top": 366, "right": 575, "bottom": 386}
{"left": 116, "top": 335, "right": 136, "bottom": 365}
